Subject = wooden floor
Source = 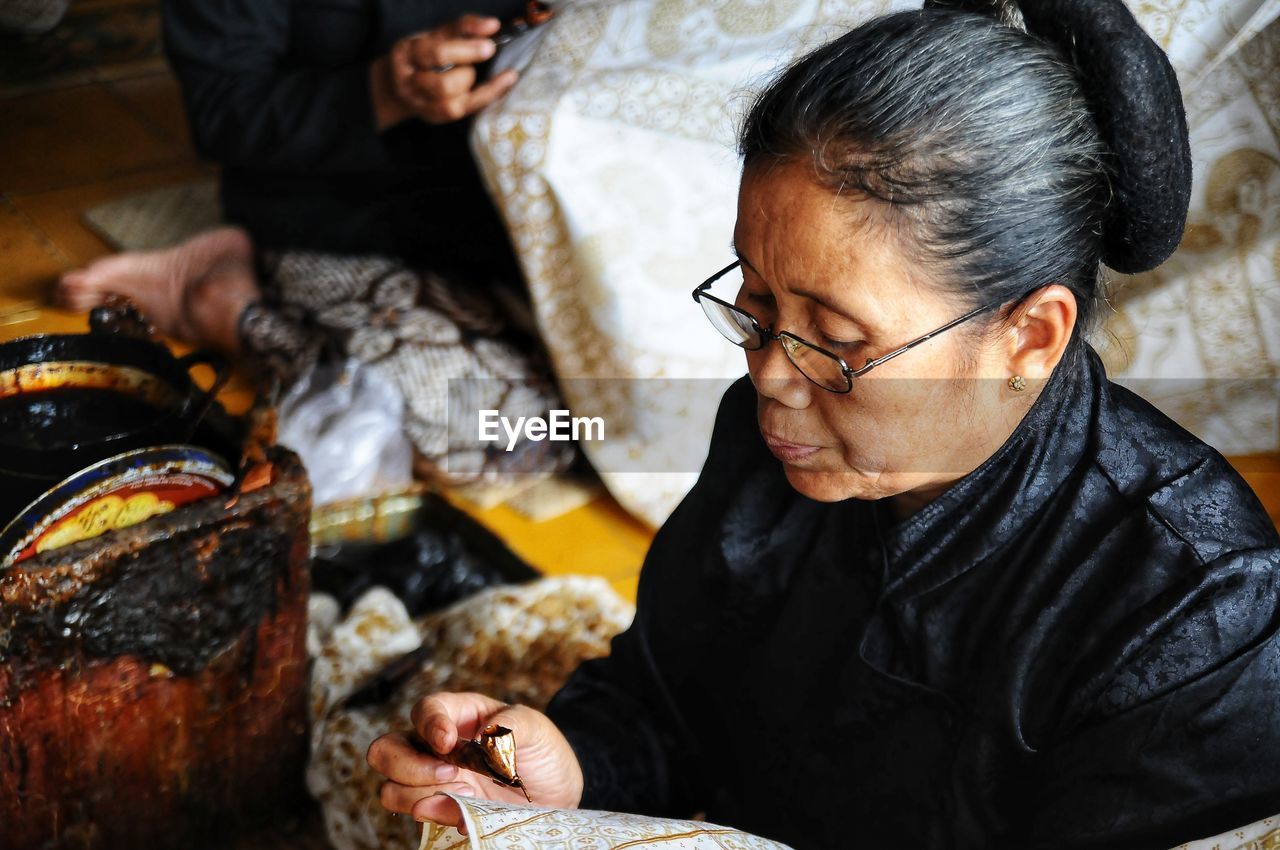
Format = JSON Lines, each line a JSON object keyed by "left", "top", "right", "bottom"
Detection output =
{"left": 1238, "top": 453, "right": 1280, "bottom": 529}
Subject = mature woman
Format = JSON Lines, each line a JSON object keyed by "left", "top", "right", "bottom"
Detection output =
{"left": 367, "top": 1, "right": 1280, "bottom": 846}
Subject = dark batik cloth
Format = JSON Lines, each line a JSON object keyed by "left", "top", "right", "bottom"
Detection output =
{"left": 547, "top": 342, "right": 1280, "bottom": 849}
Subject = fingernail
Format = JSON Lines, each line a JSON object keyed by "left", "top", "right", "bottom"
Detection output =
{"left": 433, "top": 730, "right": 449, "bottom": 751}
{"left": 435, "top": 764, "right": 458, "bottom": 781}
{"left": 481, "top": 41, "right": 496, "bottom": 58}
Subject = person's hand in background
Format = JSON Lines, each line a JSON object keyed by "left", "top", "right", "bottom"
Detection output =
{"left": 371, "top": 15, "right": 519, "bottom": 129}
{"left": 367, "top": 692, "right": 583, "bottom": 829}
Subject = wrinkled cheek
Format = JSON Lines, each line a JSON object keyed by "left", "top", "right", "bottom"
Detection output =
{"left": 843, "top": 380, "right": 958, "bottom": 460}
{"left": 831, "top": 436, "right": 898, "bottom": 484}
{"left": 824, "top": 397, "right": 898, "bottom": 469}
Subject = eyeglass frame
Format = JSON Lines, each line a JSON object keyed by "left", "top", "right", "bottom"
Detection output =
{"left": 691, "top": 260, "right": 1004, "bottom": 394}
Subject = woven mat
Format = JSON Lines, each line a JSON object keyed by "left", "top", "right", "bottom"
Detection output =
{"left": 83, "top": 178, "right": 221, "bottom": 252}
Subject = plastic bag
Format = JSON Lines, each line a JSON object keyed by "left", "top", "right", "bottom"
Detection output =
{"left": 277, "top": 360, "right": 414, "bottom": 505}
{"left": 310, "top": 491, "right": 539, "bottom": 620}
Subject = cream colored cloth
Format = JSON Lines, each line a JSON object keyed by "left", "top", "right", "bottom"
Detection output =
{"left": 418, "top": 795, "right": 794, "bottom": 850}
{"left": 415, "top": 797, "right": 1277, "bottom": 850}
{"left": 475, "top": 0, "right": 915, "bottom": 525}
{"left": 1095, "top": 0, "right": 1280, "bottom": 466}
{"left": 305, "top": 578, "right": 634, "bottom": 850}
{"left": 413, "top": 795, "right": 1279, "bottom": 849}
{"left": 1173, "top": 814, "right": 1280, "bottom": 849}
{"left": 475, "top": 0, "right": 1280, "bottom": 526}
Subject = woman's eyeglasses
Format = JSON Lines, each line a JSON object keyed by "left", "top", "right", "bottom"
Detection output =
{"left": 691, "top": 261, "right": 999, "bottom": 393}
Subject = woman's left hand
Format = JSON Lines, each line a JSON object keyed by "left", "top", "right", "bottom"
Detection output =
{"left": 383, "top": 15, "right": 519, "bottom": 126}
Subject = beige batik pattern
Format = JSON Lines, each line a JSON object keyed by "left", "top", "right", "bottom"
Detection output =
{"left": 416, "top": 797, "right": 1280, "bottom": 850}
{"left": 474, "top": 0, "right": 1280, "bottom": 526}
{"left": 1093, "top": 0, "right": 1280, "bottom": 459}
{"left": 417, "top": 794, "right": 795, "bottom": 850}
{"left": 305, "top": 578, "right": 635, "bottom": 850}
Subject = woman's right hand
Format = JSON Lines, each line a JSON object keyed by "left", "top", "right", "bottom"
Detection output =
{"left": 367, "top": 692, "right": 583, "bottom": 828}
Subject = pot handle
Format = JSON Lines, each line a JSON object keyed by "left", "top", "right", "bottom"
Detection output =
{"left": 174, "top": 350, "right": 235, "bottom": 437}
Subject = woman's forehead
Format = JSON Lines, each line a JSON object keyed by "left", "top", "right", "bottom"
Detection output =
{"left": 734, "top": 163, "right": 932, "bottom": 325}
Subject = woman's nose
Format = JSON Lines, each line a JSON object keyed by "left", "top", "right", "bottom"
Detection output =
{"left": 747, "top": 337, "right": 811, "bottom": 409}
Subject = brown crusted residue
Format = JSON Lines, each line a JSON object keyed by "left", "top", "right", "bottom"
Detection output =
{"left": 0, "top": 448, "right": 312, "bottom": 849}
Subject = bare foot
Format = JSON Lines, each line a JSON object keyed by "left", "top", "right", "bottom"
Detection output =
{"left": 180, "top": 262, "right": 261, "bottom": 354}
{"left": 57, "top": 226, "right": 258, "bottom": 348}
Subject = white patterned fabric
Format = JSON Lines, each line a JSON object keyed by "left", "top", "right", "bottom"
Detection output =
{"left": 306, "top": 578, "right": 635, "bottom": 850}
{"left": 1095, "top": 0, "right": 1280, "bottom": 467}
{"left": 418, "top": 795, "right": 794, "bottom": 850}
{"left": 416, "top": 797, "right": 1280, "bottom": 849}
{"left": 474, "top": 0, "right": 1280, "bottom": 526}
{"left": 1173, "top": 814, "right": 1280, "bottom": 849}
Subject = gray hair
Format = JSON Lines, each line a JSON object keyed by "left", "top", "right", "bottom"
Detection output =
{"left": 739, "top": 9, "right": 1110, "bottom": 335}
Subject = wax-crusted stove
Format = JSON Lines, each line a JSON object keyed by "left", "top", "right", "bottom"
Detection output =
{"left": 0, "top": 309, "right": 312, "bottom": 849}
{"left": 0, "top": 447, "right": 311, "bottom": 850}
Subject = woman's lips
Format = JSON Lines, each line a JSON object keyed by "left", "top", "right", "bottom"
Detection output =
{"left": 763, "top": 434, "right": 822, "bottom": 462}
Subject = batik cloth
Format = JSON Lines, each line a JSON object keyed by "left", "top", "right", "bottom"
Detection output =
{"left": 238, "top": 251, "right": 574, "bottom": 483}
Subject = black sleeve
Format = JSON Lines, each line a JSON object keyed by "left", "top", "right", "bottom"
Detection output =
{"left": 1011, "top": 547, "right": 1280, "bottom": 849}
{"left": 163, "top": 0, "right": 393, "bottom": 174}
{"left": 546, "top": 377, "right": 758, "bottom": 818}
{"left": 161, "top": 0, "right": 523, "bottom": 175}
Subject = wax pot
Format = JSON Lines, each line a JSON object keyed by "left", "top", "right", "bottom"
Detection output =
{"left": 0, "top": 327, "right": 234, "bottom": 522}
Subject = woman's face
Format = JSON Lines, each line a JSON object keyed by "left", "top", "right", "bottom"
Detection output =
{"left": 734, "top": 161, "right": 1025, "bottom": 509}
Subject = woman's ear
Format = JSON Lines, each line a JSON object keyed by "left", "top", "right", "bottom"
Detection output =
{"left": 1005, "top": 284, "right": 1078, "bottom": 380}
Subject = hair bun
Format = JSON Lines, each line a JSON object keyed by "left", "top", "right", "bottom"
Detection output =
{"left": 926, "top": 0, "right": 1193, "bottom": 273}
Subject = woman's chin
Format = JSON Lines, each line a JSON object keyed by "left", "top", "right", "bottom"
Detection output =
{"left": 782, "top": 466, "right": 883, "bottom": 503}
{"left": 781, "top": 464, "right": 947, "bottom": 505}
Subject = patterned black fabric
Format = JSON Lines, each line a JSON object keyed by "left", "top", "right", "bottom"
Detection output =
{"left": 548, "top": 342, "right": 1280, "bottom": 849}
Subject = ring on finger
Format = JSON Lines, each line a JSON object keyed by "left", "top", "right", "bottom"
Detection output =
{"left": 432, "top": 63, "right": 456, "bottom": 73}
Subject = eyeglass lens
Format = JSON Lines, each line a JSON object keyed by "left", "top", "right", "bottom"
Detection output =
{"left": 698, "top": 291, "right": 850, "bottom": 391}
{"left": 780, "top": 335, "right": 850, "bottom": 392}
{"left": 698, "top": 297, "right": 764, "bottom": 350}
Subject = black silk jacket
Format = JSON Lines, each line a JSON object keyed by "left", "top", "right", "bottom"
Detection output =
{"left": 547, "top": 344, "right": 1280, "bottom": 848}
{"left": 162, "top": 0, "right": 523, "bottom": 274}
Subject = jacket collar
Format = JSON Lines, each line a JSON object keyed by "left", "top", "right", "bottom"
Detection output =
{"left": 877, "top": 341, "right": 1100, "bottom": 602}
